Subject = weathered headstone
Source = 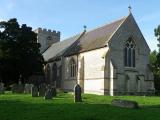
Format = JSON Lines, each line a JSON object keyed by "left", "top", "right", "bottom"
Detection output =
{"left": 11, "top": 83, "right": 24, "bottom": 93}
{"left": 14, "top": 74, "right": 24, "bottom": 93}
{"left": 51, "top": 87, "right": 57, "bottom": 97}
{"left": 39, "top": 83, "right": 46, "bottom": 97}
{"left": 74, "top": 84, "right": 82, "bottom": 102}
{"left": 44, "top": 88, "right": 53, "bottom": 100}
{"left": 31, "top": 86, "right": 38, "bottom": 97}
{"left": 0, "top": 83, "right": 4, "bottom": 94}
{"left": 11, "top": 83, "right": 18, "bottom": 93}
{"left": 17, "top": 84, "right": 24, "bottom": 93}
{"left": 24, "top": 84, "right": 33, "bottom": 94}
{"left": 111, "top": 99, "right": 139, "bottom": 109}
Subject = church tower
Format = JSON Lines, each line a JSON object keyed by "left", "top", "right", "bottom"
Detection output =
{"left": 34, "top": 28, "right": 60, "bottom": 53}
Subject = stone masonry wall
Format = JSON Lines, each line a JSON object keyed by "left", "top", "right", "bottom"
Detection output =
{"left": 34, "top": 28, "right": 60, "bottom": 53}
{"left": 108, "top": 14, "right": 154, "bottom": 95}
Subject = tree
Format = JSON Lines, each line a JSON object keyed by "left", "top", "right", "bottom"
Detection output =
{"left": 155, "top": 25, "right": 160, "bottom": 52}
{"left": 149, "top": 50, "right": 160, "bottom": 92}
{"left": 149, "top": 25, "right": 160, "bottom": 93}
{"left": 0, "top": 18, "right": 44, "bottom": 85}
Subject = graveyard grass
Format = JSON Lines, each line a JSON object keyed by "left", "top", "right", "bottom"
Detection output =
{"left": 0, "top": 92, "right": 160, "bottom": 120}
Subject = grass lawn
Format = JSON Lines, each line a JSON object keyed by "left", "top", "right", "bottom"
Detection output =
{"left": 0, "top": 92, "right": 160, "bottom": 120}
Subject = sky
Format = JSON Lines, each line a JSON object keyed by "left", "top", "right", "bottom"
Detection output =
{"left": 0, "top": 0, "right": 159, "bottom": 51}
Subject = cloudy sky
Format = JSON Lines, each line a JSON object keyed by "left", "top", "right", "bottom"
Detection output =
{"left": 0, "top": 0, "right": 159, "bottom": 51}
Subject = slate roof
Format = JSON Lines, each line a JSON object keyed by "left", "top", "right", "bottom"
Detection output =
{"left": 43, "top": 16, "right": 126, "bottom": 61}
{"left": 64, "top": 17, "right": 126, "bottom": 56}
{"left": 43, "top": 34, "right": 81, "bottom": 61}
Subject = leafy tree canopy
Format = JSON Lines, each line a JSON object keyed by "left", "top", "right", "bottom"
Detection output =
{"left": 0, "top": 18, "right": 44, "bottom": 84}
{"left": 149, "top": 25, "right": 160, "bottom": 93}
{"left": 155, "top": 25, "right": 160, "bottom": 51}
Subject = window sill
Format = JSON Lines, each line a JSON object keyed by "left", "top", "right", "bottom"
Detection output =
{"left": 124, "top": 67, "right": 137, "bottom": 72}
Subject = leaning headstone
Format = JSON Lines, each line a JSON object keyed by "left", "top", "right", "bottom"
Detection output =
{"left": 31, "top": 86, "right": 38, "bottom": 97}
{"left": 39, "top": 83, "right": 46, "bottom": 97}
{"left": 24, "top": 84, "right": 33, "bottom": 94}
{"left": 44, "top": 88, "right": 53, "bottom": 100}
{"left": 74, "top": 84, "right": 82, "bottom": 102}
{"left": 111, "top": 99, "right": 139, "bottom": 109}
{"left": 0, "top": 83, "right": 4, "bottom": 94}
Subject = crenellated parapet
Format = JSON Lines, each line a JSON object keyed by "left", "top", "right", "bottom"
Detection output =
{"left": 35, "top": 27, "right": 60, "bottom": 37}
{"left": 34, "top": 27, "right": 61, "bottom": 53}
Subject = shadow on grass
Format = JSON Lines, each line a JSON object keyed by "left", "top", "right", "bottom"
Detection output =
{"left": 141, "top": 104, "right": 160, "bottom": 109}
{"left": 1, "top": 93, "right": 160, "bottom": 120}
{"left": 0, "top": 99, "right": 113, "bottom": 120}
{"left": 1, "top": 99, "right": 160, "bottom": 120}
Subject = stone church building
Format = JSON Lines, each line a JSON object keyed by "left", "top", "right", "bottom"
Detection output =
{"left": 35, "top": 13, "right": 154, "bottom": 96}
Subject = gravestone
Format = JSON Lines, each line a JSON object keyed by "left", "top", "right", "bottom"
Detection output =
{"left": 74, "top": 84, "right": 82, "bottom": 102}
{"left": 11, "top": 83, "right": 18, "bottom": 93}
{"left": 31, "top": 86, "right": 38, "bottom": 97}
{"left": 51, "top": 87, "right": 57, "bottom": 97}
{"left": 0, "top": 82, "right": 4, "bottom": 94}
{"left": 17, "top": 84, "right": 24, "bottom": 93}
{"left": 39, "top": 83, "right": 46, "bottom": 97}
{"left": 11, "top": 83, "right": 24, "bottom": 93}
{"left": 44, "top": 88, "right": 53, "bottom": 100}
{"left": 111, "top": 99, "right": 139, "bottom": 109}
{"left": 24, "top": 84, "right": 33, "bottom": 94}
{"left": 11, "top": 75, "right": 24, "bottom": 94}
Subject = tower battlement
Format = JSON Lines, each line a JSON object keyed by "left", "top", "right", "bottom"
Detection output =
{"left": 35, "top": 27, "right": 60, "bottom": 37}
{"left": 34, "top": 27, "right": 61, "bottom": 53}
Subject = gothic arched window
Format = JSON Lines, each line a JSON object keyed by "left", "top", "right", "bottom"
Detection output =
{"left": 124, "top": 37, "right": 136, "bottom": 67}
{"left": 69, "top": 58, "right": 76, "bottom": 77}
{"left": 52, "top": 63, "right": 57, "bottom": 82}
{"left": 45, "top": 64, "right": 51, "bottom": 83}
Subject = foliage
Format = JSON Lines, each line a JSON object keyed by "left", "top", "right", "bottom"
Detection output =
{"left": 149, "top": 51, "right": 160, "bottom": 92}
{"left": 155, "top": 25, "right": 160, "bottom": 52}
{"left": 149, "top": 25, "right": 160, "bottom": 93}
{"left": 0, "top": 18, "right": 44, "bottom": 84}
{"left": 1, "top": 92, "right": 160, "bottom": 120}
